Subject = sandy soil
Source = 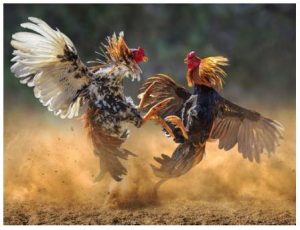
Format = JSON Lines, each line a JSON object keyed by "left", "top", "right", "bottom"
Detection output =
{"left": 4, "top": 106, "right": 296, "bottom": 225}
{"left": 4, "top": 199, "right": 295, "bottom": 225}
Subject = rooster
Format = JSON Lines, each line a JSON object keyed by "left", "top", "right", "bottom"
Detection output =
{"left": 139, "top": 51, "right": 284, "bottom": 188}
{"left": 10, "top": 17, "right": 149, "bottom": 182}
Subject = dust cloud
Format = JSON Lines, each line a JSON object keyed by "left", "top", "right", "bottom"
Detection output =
{"left": 4, "top": 106, "right": 295, "bottom": 209}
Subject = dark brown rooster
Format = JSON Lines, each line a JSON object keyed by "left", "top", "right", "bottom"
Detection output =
{"left": 139, "top": 51, "right": 284, "bottom": 188}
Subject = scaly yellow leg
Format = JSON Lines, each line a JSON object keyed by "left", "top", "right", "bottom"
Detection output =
{"left": 152, "top": 115, "right": 176, "bottom": 139}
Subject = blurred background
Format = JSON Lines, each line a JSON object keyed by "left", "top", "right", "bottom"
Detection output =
{"left": 4, "top": 4, "right": 295, "bottom": 112}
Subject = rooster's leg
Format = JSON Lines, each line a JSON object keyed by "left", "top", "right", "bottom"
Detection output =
{"left": 152, "top": 116, "right": 176, "bottom": 139}
{"left": 142, "top": 97, "right": 173, "bottom": 122}
{"left": 165, "top": 115, "right": 188, "bottom": 139}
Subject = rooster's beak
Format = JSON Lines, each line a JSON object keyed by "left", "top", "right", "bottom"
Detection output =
{"left": 184, "top": 58, "right": 187, "bottom": 64}
{"left": 143, "top": 56, "right": 149, "bottom": 62}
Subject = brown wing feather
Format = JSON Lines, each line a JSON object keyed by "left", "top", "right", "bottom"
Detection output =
{"left": 210, "top": 98, "right": 284, "bottom": 162}
{"left": 138, "top": 74, "right": 191, "bottom": 118}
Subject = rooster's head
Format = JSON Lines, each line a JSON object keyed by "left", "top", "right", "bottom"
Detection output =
{"left": 92, "top": 32, "right": 148, "bottom": 81}
{"left": 184, "top": 51, "right": 201, "bottom": 70}
{"left": 184, "top": 51, "right": 228, "bottom": 91}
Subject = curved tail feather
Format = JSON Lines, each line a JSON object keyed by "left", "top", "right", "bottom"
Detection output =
{"left": 83, "top": 108, "right": 135, "bottom": 182}
{"left": 94, "top": 145, "right": 136, "bottom": 182}
{"left": 151, "top": 142, "right": 205, "bottom": 179}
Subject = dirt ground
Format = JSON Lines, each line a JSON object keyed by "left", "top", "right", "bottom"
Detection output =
{"left": 4, "top": 106, "right": 296, "bottom": 225}
{"left": 4, "top": 199, "right": 295, "bottom": 225}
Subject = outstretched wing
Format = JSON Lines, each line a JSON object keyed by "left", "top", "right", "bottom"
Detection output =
{"left": 138, "top": 74, "right": 191, "bottom": 118}
{"left": 11, "top": 17, "right": 92, "bottom": 119}
{"left": 210, "top": 97, "right": 284, "bottom": 162}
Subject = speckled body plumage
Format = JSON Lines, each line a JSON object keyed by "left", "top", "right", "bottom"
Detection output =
{"left": 88, "top": 71, "right": 142, "bottom": 138}
{"left": 83, "top": 70, "right": 143, "bottom": 181}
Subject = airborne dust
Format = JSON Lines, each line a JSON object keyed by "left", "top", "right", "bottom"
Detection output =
{"left": 4, "top": 105, "right": 295, "bottom": 224}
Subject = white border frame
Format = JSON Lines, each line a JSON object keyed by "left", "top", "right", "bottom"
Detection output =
{"left": 1, "top": 1, "right": 297, "bottom": 229}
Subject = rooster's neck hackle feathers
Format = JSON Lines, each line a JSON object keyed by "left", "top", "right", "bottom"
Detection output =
{"left": 103, "top": 32, "right": 132, "bottom": 63}
{"left": 90, "top": 32, "right": 142, "bottom": 82}
{"left": 187, "top": 56, "right": 229, "bottom": 91}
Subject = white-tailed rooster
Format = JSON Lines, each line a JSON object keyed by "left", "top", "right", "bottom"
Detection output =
{"left": 10, "top": 17, "right": 148, "bottom": 182}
